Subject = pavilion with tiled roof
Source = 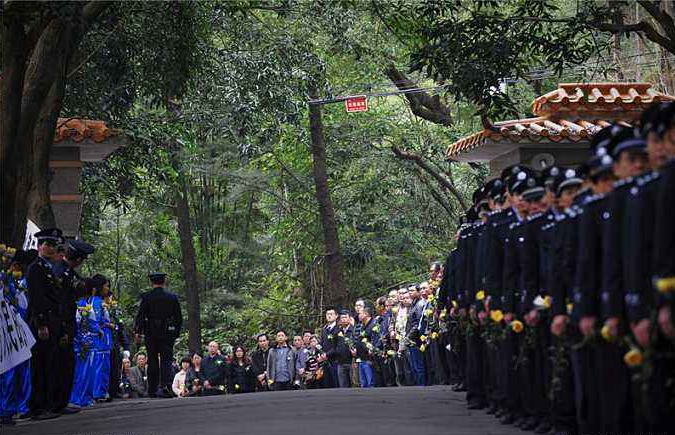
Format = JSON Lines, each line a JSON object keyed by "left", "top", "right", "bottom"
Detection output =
{"left": 51, "top": 117, "right": 125, "bottom": 237}
{"left": 448, "top": 83, "right": 675, "bottom": 176}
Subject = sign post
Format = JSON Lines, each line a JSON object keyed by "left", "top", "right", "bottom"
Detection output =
{"left": 345, "top": 95, "right": 368, "bottom": 113}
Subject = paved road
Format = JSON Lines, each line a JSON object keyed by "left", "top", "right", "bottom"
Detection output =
{"left": 5, "top": 386, "right": 522, "bottom": 435}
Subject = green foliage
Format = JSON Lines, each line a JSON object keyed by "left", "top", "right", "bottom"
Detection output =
{"left": 380, "top": 0, "right": 603, "bottom": 116}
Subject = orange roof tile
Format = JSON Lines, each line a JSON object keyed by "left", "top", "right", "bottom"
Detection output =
{"left": 53, "top": 118, "right": 122, "bottom": 144}
{"left": 448, "top": 82, "right": 674, "bottom": 159}
{"left": 0, "top": 75, "right": 122, "bottom": 145}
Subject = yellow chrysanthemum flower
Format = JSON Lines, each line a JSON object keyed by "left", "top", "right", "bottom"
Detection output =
{"left": 490, "top": 310, "right": 504, "bottom": 323}
{"left": 600, "top": 324, "right": 615, "bottom": 342}
{"left": 623, "top": 348, "right": 643, "bottom": 367}
{"left": 420, "top": 335, "right": 428, "bottom": 342}
{"left": 476, "top": 290, "right": 486, "bottom": 301}
{"left": 419, "top": 344, "right": 426, "bottom": 352}
{"left": 566, "top": 303, "right": 574, "bottom": 315}
{"left": 543, "top": 296, "right": 552, "bottom": 309}
{"left": 656, "top": 277, "right": 675, "bottom": 294}
{"left": 386, "top": 350, "right": 396, "bottom": 357}
{"left": 430, "top": 332, "right": 439, "bottom": 340}
{"left": 451, "top": 300, "right": 458, "bottom": 309}
{"left": 511, "top": 320, "right": 524, "bottom": 333}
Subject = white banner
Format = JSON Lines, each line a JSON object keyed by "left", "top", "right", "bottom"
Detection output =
{"left": 0, "top": 299, "right": 36, "bottom": 375}
{"left": 23, "top": 219, "right": 41, "bottom": 251}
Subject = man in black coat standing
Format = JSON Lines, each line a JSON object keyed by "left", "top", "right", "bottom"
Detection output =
{"left": 251, "top": 333, "right": 271, "bottom": 391}
{"left": 134, "top": 272, "right": 182, "bottom": 398}
{"left": 27, "top": 228, "right": 65, "bottom": 420}
{"left": 54, "top": 240, "right": 94, "bottom": 414}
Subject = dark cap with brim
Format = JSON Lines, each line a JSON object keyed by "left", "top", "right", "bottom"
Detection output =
{"left": 68, "top": 240, "right": 94, "bottom": 258}
{"left": 148, "top": 272, "right": 167, "bottom": 280}
{"left": 35, "top": 228, "right": 63, "bottom": 244}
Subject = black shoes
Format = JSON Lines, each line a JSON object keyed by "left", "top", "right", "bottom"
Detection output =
{"left": 154, "top": 388, "right": 172, "bottom": 399}
{"left": 32, "top": 410, "right": 61, "bottom": 420}
{"left": 521, "top": 418, "right": 539, "bottom": 431}
{"left": 452, "top": 383, "right": 467, "bottom": 392}
{"left": 534, "top": 422, "right": 551, "bottom": 434}
{"left": 1, "top": 416, "right": 16, "bottom": 426}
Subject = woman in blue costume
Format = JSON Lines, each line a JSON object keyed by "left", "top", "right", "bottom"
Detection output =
{"left": 0, "top": 250, "right": 34, "bottom": 425}
{"left": 92, "top": 275, "right": 112, "bottom": 402}
{"left": 69, "top": 278, "right": 103, "bottom": 407}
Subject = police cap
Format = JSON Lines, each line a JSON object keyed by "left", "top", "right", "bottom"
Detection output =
{"left": 148, "top": 272, "right": 167, "bottom": 280}
{"left": 610, "top": 126, "right": 646, "bottom": 158}
{"left": 552, "top": 168, "right": 584, "bottom": 197}
{"left": 68, "top": 240, "right": 95, "bottom": 258}
{"left": 35, "top": 228, "right": 63, "bottom": 244}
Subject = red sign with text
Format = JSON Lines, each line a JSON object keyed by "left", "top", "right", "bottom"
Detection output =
{"left": 345, "top": 95, "right": 368, "bottom": 112}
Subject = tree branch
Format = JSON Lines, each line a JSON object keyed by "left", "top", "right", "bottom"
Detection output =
{"left": 391, "top": 145, "right": 468, "bottom": 210}
{"left": 413, "top": 169, "right": 455, "bottom": 218}
{"left": 82, "top": 1, "right": 112, "bottom": 27}
{"left": 385, "top": 63, "right": 453, "bottom": 126}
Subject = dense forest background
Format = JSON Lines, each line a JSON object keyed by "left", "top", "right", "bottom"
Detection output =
{"left": 4, "top": 0, "right": 673, "bottom": 353}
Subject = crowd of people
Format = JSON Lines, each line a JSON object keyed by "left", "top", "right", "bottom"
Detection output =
{"left": 1, "top": 101, "right": 675, "bottom": 435}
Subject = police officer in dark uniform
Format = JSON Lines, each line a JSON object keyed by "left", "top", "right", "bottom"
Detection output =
{"left": 500, "top": 165, "right": 533, "bottom": 427}
{"left": 134, "top": 272, "right": 182, "bottom": 398}
{"left": 651, "top": 101, "right": 675, "bottom": 434}
{"left": 27, "top": 228, "right": 65, "bottom": 420}
{"left": 624, "top": 103, "right": 675, "bottom": 433}
{"left": 55, "top": 240, "right": 94, "bottom": 414}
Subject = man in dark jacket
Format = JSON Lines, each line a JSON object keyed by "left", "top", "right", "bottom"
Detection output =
{"left": 332, "top": 310, "right": 355, "bottom": 388}
{"left": 134, "top": 272, "right": 182, "bottom": 398}
{"left": 27, "top": 228, "right": 64, "bottom": 420}
{"left": 354, "top": 305, "right": 381, "bottom": 387}
{"left": 251, "top": 333, "right": 270, "bottom": 391}
{"left": 55, "top": 240, "right": 93, "bottom": 414}
{"left": 201, "top": 341, "right": 227, "bottom": 395}
{"left": 319, "top": 308, "right": 339, "bottom": 388}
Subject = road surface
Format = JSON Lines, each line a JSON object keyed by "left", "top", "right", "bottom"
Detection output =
{"left": 5, "top": 386, "right": 522, "bottom": 435}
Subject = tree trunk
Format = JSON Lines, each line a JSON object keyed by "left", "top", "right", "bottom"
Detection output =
{"left": 308, "top": 93, "right": 347, "bottom": 307}
{"left": 28, "top": 58, "right": 71, "bottom": 230}
{"left": 1, "top": 3, "right": 110, "bottom": 245}
{"left": 174, "top": 173, "right": 202, "bottom": 354}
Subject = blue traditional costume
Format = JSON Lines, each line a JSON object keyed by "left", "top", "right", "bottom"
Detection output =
{"left": 0, "top": 270, "right": 32, "bottom": 421}
{"left": 68, "top": 297, "right": 101, "bottom": 407}
{"left": 92, "top": 297, "right": 111, "bottom": 400}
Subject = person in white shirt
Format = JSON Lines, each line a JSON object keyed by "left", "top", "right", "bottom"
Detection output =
{"left": 172, "top": 356, "right": 192, "bottom": 397}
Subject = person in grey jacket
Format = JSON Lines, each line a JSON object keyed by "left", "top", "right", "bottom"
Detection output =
{"left": 266, "top": 330, "right": 297, "bottom": 391}
{"left": 127, "top": 353, "right": 149, "bottom": 397}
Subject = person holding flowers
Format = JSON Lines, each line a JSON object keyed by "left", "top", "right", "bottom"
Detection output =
{"left": 91, "top": 275, "right": 113, "bottom": 402}
{"left": 228, "top": 346, "right": 255, "bottom": 394}
{"left": 354, "top": 304, "right": 380, "bottom": 388}
{"left": 68, "top": 277, "right": 104, "bottom": 408}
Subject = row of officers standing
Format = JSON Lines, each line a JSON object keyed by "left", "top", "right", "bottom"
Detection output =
{"left": 438, "top": 101, "right": 675, "bottom": 435}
